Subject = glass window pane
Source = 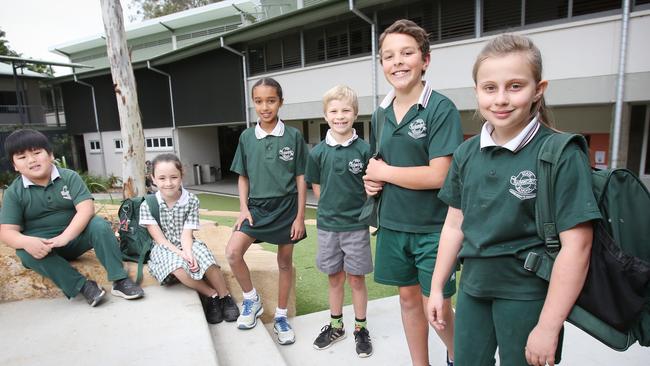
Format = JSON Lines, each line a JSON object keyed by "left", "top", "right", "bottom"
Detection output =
{"left": 304, "top": 28, "right": 326, "bottom": 64}
{"left": 483, "top": 0, "right": 522, "bottom": 32}
{"left": 153, "top": 139, "right": 159, "bottom": 147}
{"left": 266, "top": 38, "right": 283, "bottom": 71}
{"left": 146, "top": 139, "right": 152, "bottom": 148}
{"left": 525, "top": 0, "right": 568, "bottom": 24}
{"left": 160, "top": 139, "right": 167, "bottom": 147}
{"left": 167, "top": 138, "right": 173, "bottom": 147}
{"left": 248, "top": 44, "right": 266, "bottom": 75}
{"left": 325, "top": 22, "right": 349, "bottom": 61}
{"left": 441, "top": 0, "right": 474, "bottom": 41}
{"left": 282, "top": 34, "right": 301, "bottom": 68}
{"left": 573, "top": 0, "right": 621, "bottom": 16}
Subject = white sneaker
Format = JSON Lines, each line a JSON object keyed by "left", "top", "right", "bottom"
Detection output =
{"left": 237, "top": 296, "right": 263, "bottom": 329}
{"left": 273, "top": 316, "right": 295, "bottom": 345}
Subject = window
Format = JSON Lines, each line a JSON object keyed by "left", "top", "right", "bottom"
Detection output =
{"left": 572, "top": 0, "right": 621, "bottom": 17}
{"left": 440, "top": 0, "right": 475, "bottom": 41}
{"left": 114, "top": 139, "right": 123, "bottom": 152}
{"left": 484, "top": 0, "right": 522, "bottom": 32}
{"left": 0, "top": 91, "right": 18, "bottom": 113}
{"left": 145, "top": 137, "right": 173, "bottom": 151}
{"left": 525, "top": 0, "right": 568, "bottom": 25}
{"left": 89, "top": 140, "right": 101, "bottom": 153}
{"left": 247, "top": 33, "right": 302, "bottom": 75}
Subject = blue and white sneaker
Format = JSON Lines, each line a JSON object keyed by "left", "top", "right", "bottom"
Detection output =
{"left": 236, "top": 296, "right": 263, "bottom": 329}
{"left": 273, "top": 316, "right": 296, "bottom": 345}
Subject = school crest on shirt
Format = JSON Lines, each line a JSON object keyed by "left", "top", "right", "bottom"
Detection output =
{"left": 509, "top": 170, "right": 537, "bottom": 200}
{"left": 60, "top": 185, "right": 72, "bottom": 200}
{"left": 348, "top": 159, "right": 364, "bottom": 174}
{"left": 278, "top": 147, "right": 295, "bottom": 161}
{"left": 408, "top": 119, "right": 427, "bottom": 139}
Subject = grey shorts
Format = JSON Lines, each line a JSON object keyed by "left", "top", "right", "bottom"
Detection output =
{"left": 316, "top": 228, "right": 373, "bottom": 276}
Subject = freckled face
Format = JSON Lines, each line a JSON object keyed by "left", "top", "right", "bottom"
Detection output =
{"left": 475, "top": 52, "right": 545, "bottom": 138}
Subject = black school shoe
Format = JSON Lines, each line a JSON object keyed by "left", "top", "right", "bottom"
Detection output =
{"left": 203, "top": 295, "right": 224, "bottom": 324}
{"left": 80, "top": 280, "right": 106, "bottom": 307}
{"left": 111, "top": 278, "right": 145, "bottom": 299}
{"left": 220, "top": 295, "right": 240, "bottom": 322}
{"left": 354, "top": 327, "right": 373, "bottom": 358}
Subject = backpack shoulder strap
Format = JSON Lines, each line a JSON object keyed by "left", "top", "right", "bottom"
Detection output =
{"left": 144, "top": 194, "right": 161, "bottom": 227}
{"left": 536, "top": 132, "right": 589, "bottom": 256}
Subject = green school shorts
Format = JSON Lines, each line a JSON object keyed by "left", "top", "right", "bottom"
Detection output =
{"left": 374, "top": 227, "right": 456, "bottom": 297}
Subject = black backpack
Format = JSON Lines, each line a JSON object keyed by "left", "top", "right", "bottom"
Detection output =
{"left": 520, "top": 132, "right": 650, "bottom": 351}
{"left": 118, "top": 195, "right": 160, "bottom": 283}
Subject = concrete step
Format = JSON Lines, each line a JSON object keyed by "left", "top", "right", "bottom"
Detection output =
{"left": 0, "top": 285, "right": 219, "bottom": 366}
{"left": 210, "top": 318, "right": 288, "bottom": 366}
{"left": 267, "top": 295, "right": 650, "bottom": 366}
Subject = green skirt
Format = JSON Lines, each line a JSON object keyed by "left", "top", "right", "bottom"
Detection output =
{"left": 239, "top": 193, "right": 307, "bottom": 245}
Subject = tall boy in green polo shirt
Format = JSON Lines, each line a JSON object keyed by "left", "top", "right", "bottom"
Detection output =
{"left": 0, "top": 129, "right": 144, "bottom": 307}
{"left": 362, "top": 20, "right": 463, "bottom": 366}
{"left": 306, "top": 85, "right": 373, "bottom": 357}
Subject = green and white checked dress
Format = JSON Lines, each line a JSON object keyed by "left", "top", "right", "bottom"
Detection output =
{"left": 139, "top": 189, "right": 217, "bottom": 283}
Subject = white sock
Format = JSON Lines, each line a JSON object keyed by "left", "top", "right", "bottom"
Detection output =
{"left": 275, "top": 307, "right": 288, "bottom": 319}
{"left": 243, "top": 288, "right": 258, "bottom": 301}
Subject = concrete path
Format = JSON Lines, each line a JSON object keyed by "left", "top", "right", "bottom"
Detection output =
{"left": 0, "top": 285, "right": 219, "bottom": 366}
{"left": 272, "top": 295, "right": 650, "bottom": 366}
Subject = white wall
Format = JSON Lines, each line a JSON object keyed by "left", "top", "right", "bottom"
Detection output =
{"left": 176, "top": 126, "right": 220, "bottom": 186}
{"left": 84, "top": 127, "right": 176, "bottom": 178}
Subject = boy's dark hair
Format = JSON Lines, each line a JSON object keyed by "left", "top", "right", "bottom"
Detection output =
{"left": 251, "top": 77, "right": 283, "bottom": 100}
{"left": 5, "top": 129, "right": 52, "bottom": 157}
{"left": 379, "top": 19, "right": 430, "bottom": 68}
{"left": 151, "top": 153, "right": 183, "bottom": 177}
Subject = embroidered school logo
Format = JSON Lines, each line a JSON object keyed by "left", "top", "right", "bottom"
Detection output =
{"left": 408, "top": 119, "right": 427, "bottom": 139}
{"left": 278, "top": 147, "right": 294, "bottom": 161}
{"left": 509, "top": 170, "right": 537, "bottom": 200}
{"left": 348, "top": 159, "right": 364, "bottom": 174}
{"left": 60, "top": 185, "right": 72, "bottom": 200}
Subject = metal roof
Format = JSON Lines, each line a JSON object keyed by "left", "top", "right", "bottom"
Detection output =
{"left": 50, "top": 0, "right": 258, "bottom": 55}
{"left": 49, "top": 0, "right": 390, "bottom": 82}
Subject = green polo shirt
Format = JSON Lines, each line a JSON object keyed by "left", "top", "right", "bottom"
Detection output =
{"left": 305, "top": 137, "right": 371, "bottom": 232}
{"left": 230, "top": 125, "right": 307, "bottom": 199}
{"left": 438, "top": 125, "right": 601, "bottom": 299}
{"left": 0, "top": 167, "right": 93, "bottom": 238}
{"left": 371, "top": 89, "right": 463, "bottom": 233}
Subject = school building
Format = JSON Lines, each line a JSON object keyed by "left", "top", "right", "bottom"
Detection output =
{"left": 48, "top": 0, "right": 650, "bottom": 186}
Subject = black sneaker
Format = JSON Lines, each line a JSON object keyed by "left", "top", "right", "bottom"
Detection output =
{"left": 220, "top": 295, "right": 240, "bottom": 322}
{"left": 111, "top": 278, "right": 144, "bottom": 300}
{"left": 80, "top": 280, "right": 106, "bottom": 307}
{"left": 313, "top": 324, "right": 346, "bottom": 350}
{"left": 354, "top": 327, "right": 373, "bottom": 358}
{"left": 204, "top": 295, "right": 223, "bottom": 324}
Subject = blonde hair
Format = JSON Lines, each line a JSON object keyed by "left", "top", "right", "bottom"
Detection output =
{"left": 322, "top": 85, "right": 359, "bottom": 115}
{"left": 472, "top": 34, "right": 553, "bottom": 128}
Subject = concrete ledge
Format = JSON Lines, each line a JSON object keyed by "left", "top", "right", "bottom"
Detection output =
{"left": 210, "top": 318, "right": 288, "bottom": 366}
{"left": 0, "top": 203, "right": 296, "bottom": 323}
{"left": 0, "top": 285, "right": 220, "bottom": 366}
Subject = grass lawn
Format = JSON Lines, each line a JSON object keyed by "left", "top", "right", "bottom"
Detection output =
{"left": 196, "top": 195, "right": 398, "bottom": 316}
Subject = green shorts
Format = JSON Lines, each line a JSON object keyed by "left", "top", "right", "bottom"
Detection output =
{"left": 374, "top": 227, "right": 456, "bottom": 297}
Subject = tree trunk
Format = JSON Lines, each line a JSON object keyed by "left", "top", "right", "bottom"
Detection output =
{"left": 100, "top": 0, "right": 146, "bottom": 199}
